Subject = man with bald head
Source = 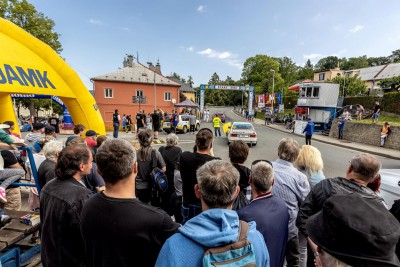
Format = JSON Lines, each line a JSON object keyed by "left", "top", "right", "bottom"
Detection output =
{"left": 296, "top": 153, "right": 384, "bottom": 267}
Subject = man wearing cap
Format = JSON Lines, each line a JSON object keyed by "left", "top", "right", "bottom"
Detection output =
{"left": 25, "top": 123, "right": 45, "bottom": 152}
{"left": 3, "top": 121, "right": 21, "bottom": 139}
{"left": 297, "top": 153, "right": 385, "bottom": 266}
{"left": 306, "top": 195, "right": 400, "bottom": 267}
{"left": 302, "top": 118, "right": 314, "bottom": 145}
{"left": 0, "top": 124, "right": 25, "bottom": 149}
{"left": 85, "top": 130, "right": 98, "bottom": 147}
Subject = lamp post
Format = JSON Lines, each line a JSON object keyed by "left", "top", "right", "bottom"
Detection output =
{"left": 270, "top": 69, "right": 275, "bottom": 111}
{"left": 154, "top": 70, "right": 157, "bottom": 110}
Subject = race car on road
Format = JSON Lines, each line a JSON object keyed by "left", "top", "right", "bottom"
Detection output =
{"left": 227, "top": 122, "right": 257, "bottom": 146}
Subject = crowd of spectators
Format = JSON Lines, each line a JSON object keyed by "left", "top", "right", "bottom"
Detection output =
{"left": 0, "top": 121, "right": 399, "bottom": 267}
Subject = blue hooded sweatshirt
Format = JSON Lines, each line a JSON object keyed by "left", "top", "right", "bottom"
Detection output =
{"left": 155, "top": 209, "right": 269, "bottom": 267}
{"left": 303, "top": 121, "right": 314, "bottom": 135}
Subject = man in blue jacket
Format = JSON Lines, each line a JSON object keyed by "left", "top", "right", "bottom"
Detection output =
{"left": 156, "top": 160, "right": 270, "bottom": 267}
{"left": 302, "top": 118, "right": 314, "bottom": 145}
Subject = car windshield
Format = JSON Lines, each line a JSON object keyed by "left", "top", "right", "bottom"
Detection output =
{"left": 232, "top": 124, "right": 253, "bottom": 130}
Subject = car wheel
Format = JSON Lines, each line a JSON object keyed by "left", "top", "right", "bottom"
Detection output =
{"left": 227, "top": 141, "right": 231, "bottom": 145}
{"left": 183, "top": 126, "right": 187, "bottom": 133}
{"left": 253, "top": 142, "right": 257, "bottom": 146}
{"left": 196, "top": 123, "right": 200, "bottom": 131}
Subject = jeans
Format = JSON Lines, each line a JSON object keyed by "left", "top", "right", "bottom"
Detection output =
{"left": 298, "top": 233, "right": 308, "bottom": 267}
{"left": 181, "top": 203, "right": 202, "bottom": 224}
{"left": 190, "top": 125, "right": 195, "bottom": 133}
{"left": 0, "top": 169, "right": 25, "bottom": 189}
{"left": 305, "top": 135, "right": 312, "bottom": 145}
{"left": 113, "top": 122, "right": 120, "bottom": 138}
{"left": 214, "top": 127, "right": 221, "bottom": 137}
{"left": 285, "top": 235, "right": 300, "bottom": 267}
{"left": 338, "top": 128, "right": 344, "bottom": 139}
{"left": 381, "top": 134, "right": 388, "bottom": 146}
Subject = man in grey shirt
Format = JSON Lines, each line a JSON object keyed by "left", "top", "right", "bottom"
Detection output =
{"left": 272, "top": 138, "right": 310, "bottom": 267}
{"left": 189, "top": 114, "right": 197, "bottom": 134}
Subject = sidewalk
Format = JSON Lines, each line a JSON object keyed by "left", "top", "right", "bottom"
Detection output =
{"left": 244, "top": 113, "right": 400, "bottom": 160}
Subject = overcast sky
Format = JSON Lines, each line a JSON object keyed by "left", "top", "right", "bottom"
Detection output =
{"left": 30, "top": 0, "right": 400, "bottom": 89}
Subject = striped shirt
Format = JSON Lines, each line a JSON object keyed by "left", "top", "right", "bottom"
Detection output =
{"left": 272, "top": 159, "right": 310, "bottom": 240}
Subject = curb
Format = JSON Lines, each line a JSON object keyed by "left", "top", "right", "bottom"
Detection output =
{"left": 232, "top": 110, "right": 400, "bottom": 160}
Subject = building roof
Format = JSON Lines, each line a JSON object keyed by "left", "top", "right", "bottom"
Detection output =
{"left": 352, "top": 63, "right": 400, "bottom": 81}
{"left": 167, "top": 77, "right": 195, "bottom": 92}
{"left": 91, "top": 63, "right": 180, "bottom": 86}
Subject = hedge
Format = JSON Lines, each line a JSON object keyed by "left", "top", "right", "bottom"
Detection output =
{"left": 343, "top": 92, "right": 400, "bottom": 115}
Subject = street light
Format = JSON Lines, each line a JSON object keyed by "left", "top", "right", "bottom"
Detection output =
{"left": 270, "top": 69, "right": 275, "bottom": 111}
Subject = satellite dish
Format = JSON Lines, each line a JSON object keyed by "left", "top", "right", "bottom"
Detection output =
{"left": 172, "top": 98, "right": 176, "bottom": 104}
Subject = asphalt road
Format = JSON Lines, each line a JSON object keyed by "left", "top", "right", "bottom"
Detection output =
{"left": 157, "top": 107, "right": 399, "bottom": 178}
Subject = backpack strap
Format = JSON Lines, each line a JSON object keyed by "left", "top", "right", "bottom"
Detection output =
{"left": 151, "top": 149, "right": 157, "bottom": 169}
{"left": 204, "top": 221, "right": 250, "bottom": 255}
{"left": 238, "top": 220, "right": 249, "bottom": 242}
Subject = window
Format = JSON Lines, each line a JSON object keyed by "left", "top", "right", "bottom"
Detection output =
{"left": 312, "top": 87, "right": 320, "bottom": 97}
{"left": 318, "top": 73, "right": 325, "bottom": 81}
{"left": 299, "top": 88, "right": 306, "bottom": 98}
{"left": 104, "top": 88, "right": 113, "bottom": 98}
{"left": 306, "top": 87, "right": 312, "bottom": 97}
{"left": 136, "top": 90, "right": 143, "bottom": 97}
{"left": 164, "top": 92, "right": 171, "bottom": 101}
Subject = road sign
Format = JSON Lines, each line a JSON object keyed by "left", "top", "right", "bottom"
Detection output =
{"left": 132, "top": 96, "right": 147, "bottom": 103}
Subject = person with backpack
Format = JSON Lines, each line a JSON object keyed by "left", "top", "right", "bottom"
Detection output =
{"left": 135, "top": 128, "right": 166, "bottom": 204}
{"left": 112, "top": 109, "right": 121, "bottom": 138}
{"left": 155, "top": 160, "right": 270, "bottom": 267}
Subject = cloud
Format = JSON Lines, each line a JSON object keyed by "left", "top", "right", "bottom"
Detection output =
{"left": 88, "top": 19, "right": 103, "bottom": 25}
{"left": 333, "top": 25, "right": 341, "bottom": 31}
{"left": 303, "top": 53, "right": 323, "bottom": 60}
{"left": 121, "top": 27, "right": 131, "bottom": 31}
{"left": 300, "top": 41, "right": 305, "bottom": 46}
{"left": 186, "top": 46, "right": 194, "bottom": 52}
{"left": 349, "top": 25, "right": 364, "bottom": 33}
{"left": 197, "top": 5, "right": 205, "bottom": 12}
{"left": 198, "top": 48, "right": 242, "bottom": 69}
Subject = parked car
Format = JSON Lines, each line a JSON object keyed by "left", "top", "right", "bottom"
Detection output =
{"left": 227, "top": 122, "right": 257, "bottom": 146}
{"left": 162, "top": 115, "right": 200, "bottom": 134}
{"left": 379, "top": 169, "right": 400, "bottom": 208}
{"left": 215, "top": 112, "right": 226, "bottom": 123}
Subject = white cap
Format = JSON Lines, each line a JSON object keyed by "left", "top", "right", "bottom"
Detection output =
{"left": 0, "top": 124, "right": 10, "bottom": 129}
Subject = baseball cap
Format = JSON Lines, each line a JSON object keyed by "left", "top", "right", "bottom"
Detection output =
{"left": 85, "top": 130, "right": 98, "bottom": 137}
{"left": 306, "top": 195, "right": 400, "bottom": 267}
{"left": 32, "top": 123, "right": 45, "bottom": 131}
{"left": 45, "top": 125, "right": 55, "bottom": 134}
{"left": 0, "top": 124, "right": 10, "bottom": 129}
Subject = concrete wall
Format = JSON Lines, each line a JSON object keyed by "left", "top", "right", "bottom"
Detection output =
{"left": 329, "top": 119, "right": 400, "bottom": 149}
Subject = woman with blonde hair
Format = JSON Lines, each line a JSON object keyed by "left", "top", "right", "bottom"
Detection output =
{"left": 296, "top": 145, "right": 325, "bottom": 188}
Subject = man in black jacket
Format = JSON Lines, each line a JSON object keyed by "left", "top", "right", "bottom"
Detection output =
{"left": 40, "top": 144, "right": 93, "bottom": 267}
{"left": 296, "top": 153, "right": 384, "bottom": 267}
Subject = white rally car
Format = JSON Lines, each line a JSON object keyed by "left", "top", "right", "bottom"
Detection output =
{"left": 379, "top": 169, "right": 400, "bottom": 208}
{"left": 227, "top": 122, "right": 257, "bottom": 146}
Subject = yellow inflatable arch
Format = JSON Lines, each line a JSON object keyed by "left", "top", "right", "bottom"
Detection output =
{"left": 0, "top": 18, "right": 105, "bottom": 135}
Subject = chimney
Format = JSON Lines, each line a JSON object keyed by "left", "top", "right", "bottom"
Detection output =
{"left": 127, "top": 55, "right": 134, "bottom": 67}
{"left": 123, "top": 57, "right": 127, "bottom": 67}
{"left": 155, "top": 60, "right": 162, "bottom": 75}
{"left": 147, "top": 61, "right": 154, "bottom": 71}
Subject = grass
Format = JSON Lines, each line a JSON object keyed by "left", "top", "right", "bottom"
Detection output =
{"left": 351, "top": 115, "right": 400, "bottom": 126}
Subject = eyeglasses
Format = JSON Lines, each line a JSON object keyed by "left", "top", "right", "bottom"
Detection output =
{"left": 252, "top": 159, "right": 273, "bottom": 168}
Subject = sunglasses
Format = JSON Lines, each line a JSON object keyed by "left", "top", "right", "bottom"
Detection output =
{"left": 252, "top": 159, "right": 273, "bottom": 168}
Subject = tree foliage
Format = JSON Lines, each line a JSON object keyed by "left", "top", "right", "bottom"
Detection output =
{"left": 315, "top": 56, "right": 339, "bottom": 71}
{"left": 298, "top": 59, "right": 314, "bottom": 80}
{"left": 367, "top": 56, "right": 388, "bottom": 66}
{"left": 341, "top": 56, "right": 369, "bottom": 70}
{"left": 379, "top": 76, "right": 400, "bottom": 91}
{"left": 0, "top": 0, "right": 62, "bottom": 53}
{"left": 391, "top": 49, "right": 400, "bottom": 63}
{"left": 241, "top": 55, "right": 284, "bottom": 94}
{"left": 331, "top": 76, "right": 367, "bottom": 96}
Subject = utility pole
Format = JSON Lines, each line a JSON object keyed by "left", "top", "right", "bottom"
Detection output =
{"left": 270, "top": 69, "right": 275, "bottom": 112}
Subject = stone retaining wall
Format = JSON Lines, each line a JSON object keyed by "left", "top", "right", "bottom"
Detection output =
{"left": 329, "top": 120, "right": 400, "bottom": 149}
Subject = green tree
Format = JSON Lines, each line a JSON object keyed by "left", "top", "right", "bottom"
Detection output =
{"left": 391, "top": 49, "right": 400, "bottom": 63}
{"left": 277, "top": 56, "right": 298, "bottom": 88}
{"left": 0, "top": 0, "right": 62, "bottom": 53}
{"left": 241, "top": 55, "right": 283, "bottom": 94}
{"left": 331, "top": 76, "right": 367, "bottom": 96}
{"left": 379, "top": 76, "right": 400, "bottom": 91}
{"left": 208, "top": 72, "right": 220, "bottom": 84}
{"left": 341, "top": 56, "right": 369, "bottom": 70}
{"left": 315, "top": 56, "right": 339, "bottom": 71}
{"left": 298, "top": 59, "right": 314, "bottom": 80}
{"left": 187, "top": 75, "right": 194, "bottom": 87}
{"left": 367, "top": 56, "right": 388, "bottom": 66}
